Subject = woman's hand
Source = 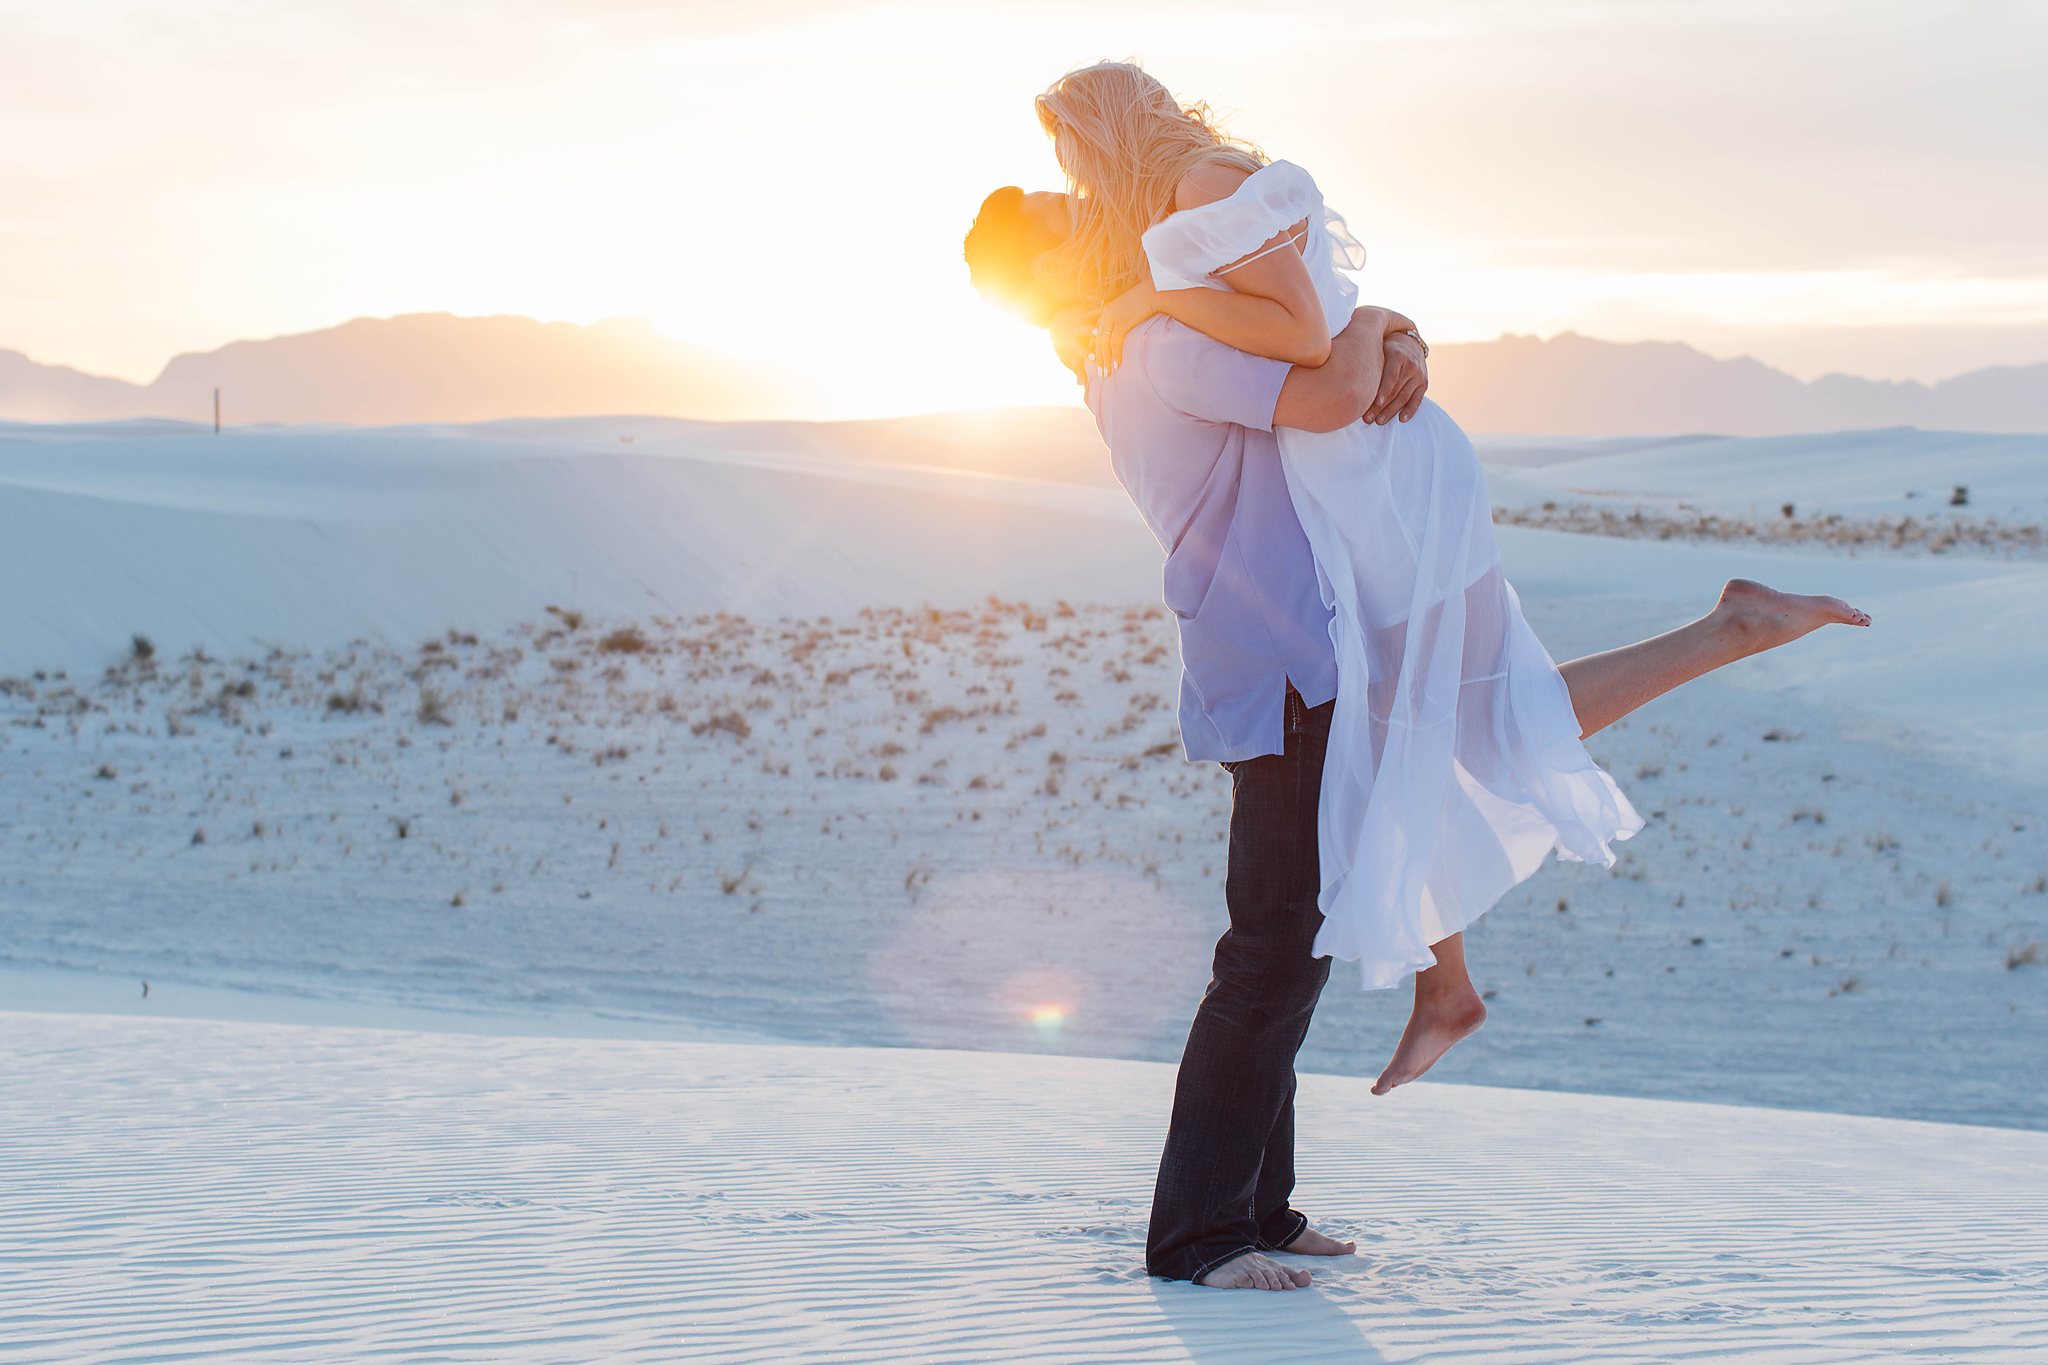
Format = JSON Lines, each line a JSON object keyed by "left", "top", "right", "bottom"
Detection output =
{"left": 1093, "top": 282, "right": 1164, "bottom": 373}
{"left": 1048, "top": 304, "right": 1102, "bottom": 385}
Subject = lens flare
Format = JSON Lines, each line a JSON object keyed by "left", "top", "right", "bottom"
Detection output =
{"left": 1029, "top": 1004, "right": 1066, "bottom": 1048}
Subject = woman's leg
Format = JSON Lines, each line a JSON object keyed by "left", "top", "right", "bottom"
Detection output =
{"left": 1560, "top": 579, "right": 1868, "bottom": 740}
{"left": 1371, "top": 579, "right": 1870, "bottom": 1096}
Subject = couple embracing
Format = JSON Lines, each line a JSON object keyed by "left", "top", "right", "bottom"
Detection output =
{"left": 963, "top": 61, "right": 1868, "bottom": 1291}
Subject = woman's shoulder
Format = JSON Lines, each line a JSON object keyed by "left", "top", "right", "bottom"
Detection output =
{"left": 1146, "top": 160, "right": 1329, "bottom": 291}
{"left": 1173, "top": 160, "right": 1257, "bottom": 212}
{"left": 1171, "top": 159, "right": 1321, "bottom": 215}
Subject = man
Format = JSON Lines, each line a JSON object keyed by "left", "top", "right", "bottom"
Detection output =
{"left": 965, "top": 186, "right": 1428, "bottom": 1291}
{"left": 965, "top": 185, "right": 1871, "bottom": 1294}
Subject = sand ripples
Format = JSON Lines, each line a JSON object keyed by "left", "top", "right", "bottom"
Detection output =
{"left": 3, "top": 1014, "right": 2043, "bottom": 1363}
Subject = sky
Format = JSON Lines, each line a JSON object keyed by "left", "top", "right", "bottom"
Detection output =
{"left": 3, "top": 0, "right": 2045, "bottom": 418}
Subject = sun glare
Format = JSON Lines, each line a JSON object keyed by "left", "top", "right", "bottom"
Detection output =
{"left": 292, "top": 6, "right": 1099, "bottom": 419}
{"left": 6, "top": 2, "right": 2043, "bottom": 400}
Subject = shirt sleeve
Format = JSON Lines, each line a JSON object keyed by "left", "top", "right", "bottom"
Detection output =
{"left": 1140, "top": 321, "right": 1293, "bottom": 433}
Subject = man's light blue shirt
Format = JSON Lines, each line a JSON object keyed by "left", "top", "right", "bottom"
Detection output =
{"left": 1086, "top": 317, "right": 1338, "bottom": 763}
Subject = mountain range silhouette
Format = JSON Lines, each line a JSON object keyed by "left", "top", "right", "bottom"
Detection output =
{"left": 3, "top": 313, "right": 2043, "bottom": 435}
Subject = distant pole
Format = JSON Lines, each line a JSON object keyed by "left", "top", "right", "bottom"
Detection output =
{"left": 213, "top": 388, "right": 221, "bottom": 434}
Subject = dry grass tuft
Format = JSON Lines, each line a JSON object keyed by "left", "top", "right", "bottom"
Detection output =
{"left": 691, "top": 710, "right": 751, "bottom": 741}
{"left": 417, "top": 687, "right": 453, "bottom": 727}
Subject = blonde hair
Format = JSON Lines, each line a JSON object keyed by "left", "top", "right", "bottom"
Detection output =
{"left": 1035, "top": 61, "right": 1265, "bottom": 304}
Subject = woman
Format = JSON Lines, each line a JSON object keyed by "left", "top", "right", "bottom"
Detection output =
{"left": 1029, "top": 61, "right": 1869, "bottom": 1093}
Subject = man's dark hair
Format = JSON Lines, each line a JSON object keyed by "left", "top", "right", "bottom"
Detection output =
{"left": 963, "top": 186, "right": 1066, "bottom": 327}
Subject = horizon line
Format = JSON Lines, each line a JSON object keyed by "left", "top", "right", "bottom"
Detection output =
{"left": 8, "top": 311, "right": 2045, "bottom": 394}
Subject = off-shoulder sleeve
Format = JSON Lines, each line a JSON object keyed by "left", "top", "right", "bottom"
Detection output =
{"left": 1143, "top": 160, "right": 1330, "bottom": 291}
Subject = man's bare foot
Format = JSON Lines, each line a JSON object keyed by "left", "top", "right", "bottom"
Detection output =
{"left": 1282, "top": 1225, "right": 1356, "bottom": 1256}
{"left": 1197, "top": 1250, "right": 1314, "bottom": 1291}
{"left": 1713, "top": 578, "right": 1870, "bottom": 658}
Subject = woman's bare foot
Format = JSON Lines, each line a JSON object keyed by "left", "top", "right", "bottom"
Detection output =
{"left": 1373, "top": 987, "right": 1486, "bottom": 1094}
{"left": 1198, "top": 1250, "right": 1314, "bottom": 1290}
{"left": 1282, "top": 1225, "right": 1357, "bottom": 1256}
{"left": 1374, "top": 933, "right": 1486, "bottom": 1095}
{"left": 1712, "top": 578, "right": 1870, "bottom": 657}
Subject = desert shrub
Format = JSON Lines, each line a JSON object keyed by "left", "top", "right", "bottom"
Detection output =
{"left": 598, "top": 627, "right": 648, "bottom": 654}
{"left": 692, "top": 709, "right": 751, "bottom": 741}
{"left": 417, "top": 687, "right": 453, "bottom": 727}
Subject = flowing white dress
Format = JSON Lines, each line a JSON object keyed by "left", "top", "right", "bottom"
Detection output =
{"left": 1143, "top": 161, "right": 1643, "bottom": 989}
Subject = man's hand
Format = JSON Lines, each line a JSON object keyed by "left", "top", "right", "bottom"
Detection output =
{"left": 1365, "top": 331, "right": 1427, "bottom": 424}
{"left": 1048, "top": 304, "right": 1101, "bottom": 386}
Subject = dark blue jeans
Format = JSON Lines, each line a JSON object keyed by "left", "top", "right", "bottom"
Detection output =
{"left": 1145, "top": 688, "right": 1334, "bottom": 1282}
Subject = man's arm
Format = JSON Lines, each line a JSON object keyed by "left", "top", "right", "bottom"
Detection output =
{"left": 1272, "top": 307, "right": 1391, "bottom": 433}
{"left": 1063, "top": 302, "right": 1427, "bottom": 430}
{"left": 1271, "top": 308, "right": 1428, "bottom": 431}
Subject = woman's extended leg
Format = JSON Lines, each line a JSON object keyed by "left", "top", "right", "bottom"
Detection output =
{"left": 1371, "top": 578, "right": 1871, "bottom": 1096}
{"left": 1560, "top": 578, "right": 1869, "bottom": 740}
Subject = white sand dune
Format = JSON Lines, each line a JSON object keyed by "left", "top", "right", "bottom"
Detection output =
{"left": 5, "top": 417, "right": 2044, "bottom": 1357}
{"left": 5, "top": 592, "right": 2043, "bottom": 1127}
{"left": 4, "top": 417, "right": 2045, "bottom": 1130}
{"left": 1477, "top": 427, "right": 2048, "bottom": 523}
{"left": 1477, "top": 428, "right": 2048, "bottom": 782}
{"left": 0, "top": 416, "right": 1153, "bottom": 677}
{"left": 5, "top": 1012, "right": 2043, "bottom": 1364}
{"left": 8, "top": 415, "right": 2047, "bottom": 783}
